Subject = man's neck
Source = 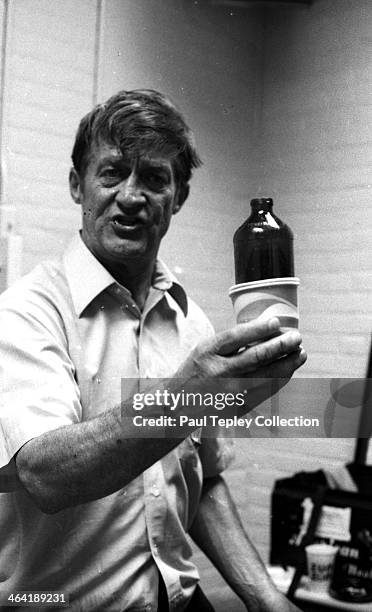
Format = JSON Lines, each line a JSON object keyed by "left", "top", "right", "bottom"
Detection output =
{"left": 108, "top": 260, "right": 155, "bottom": 311}
{"left": 80, "top": 233, "right": 156, "bottom": 311}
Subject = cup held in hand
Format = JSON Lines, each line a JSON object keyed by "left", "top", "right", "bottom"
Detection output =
{"left": 229, "top": 277, "right": 299, "bottom": 331}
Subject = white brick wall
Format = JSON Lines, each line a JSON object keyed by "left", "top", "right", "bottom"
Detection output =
{"left": 0, "top": 0, "right": 6, "bottom": 171}
{"left": 261, "top": 0, "right": 372, "bottom": 379}
{"left": 235, "top": 0, "right": 372, "bottom": 566}
{"left": 99, "top": 0, "right": 264, "bottom": 333}
{"left": 1, "top": 0, "right": 98, "bottom": 271}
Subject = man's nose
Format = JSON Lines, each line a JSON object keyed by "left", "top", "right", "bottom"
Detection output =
{"left": 115, "top": 175, "right": 146, "bottom": 210}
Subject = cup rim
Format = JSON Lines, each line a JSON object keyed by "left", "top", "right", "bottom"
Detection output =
{"left": 305, "top": 543, "right": 339, "bottom": 555}
{"left": 229, "top": 277, "right": 300, "bottom": 296}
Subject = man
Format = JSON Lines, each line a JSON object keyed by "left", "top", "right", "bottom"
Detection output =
{"left": 0, "top": 90, "right": 306, "bottom": 611}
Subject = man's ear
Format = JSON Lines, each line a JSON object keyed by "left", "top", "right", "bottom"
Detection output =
{"left": 69, "top": 167, "right": 83, "bottom": 204}
{"left": 173, "top": 183, "right": 189, "bottom": 215}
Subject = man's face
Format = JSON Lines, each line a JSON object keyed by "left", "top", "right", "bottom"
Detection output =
{"left": 70, "top": 142, "right": 183, "bottom": 271}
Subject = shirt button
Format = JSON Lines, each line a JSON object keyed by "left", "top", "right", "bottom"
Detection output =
{"left": 151, "top": 484, "right": 160, "bottom": 497}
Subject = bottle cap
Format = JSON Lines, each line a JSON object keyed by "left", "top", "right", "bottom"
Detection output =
{"left": 251, "top": 198, "right": 273, "bottom": 210}
{"left": 251, "top": 197, "right": 273, "bottom": 207}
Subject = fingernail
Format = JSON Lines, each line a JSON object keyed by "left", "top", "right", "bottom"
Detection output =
{"left": 268, "top": 317, "right": 280, "bottom": 331}
{"left": 288, "top": 330, "right": 302, "bottom": 342}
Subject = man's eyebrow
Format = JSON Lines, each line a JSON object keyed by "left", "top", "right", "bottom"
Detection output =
{"left": 141, "top": 161, "right": 172, "bottom": 173}
{"left": 97, "top": 155, "right": 125, "bottom": 167}
{"left": 96, "top": 155, "right": 172, "bottom": 175}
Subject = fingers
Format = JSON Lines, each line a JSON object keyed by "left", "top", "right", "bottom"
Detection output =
{"left": 180, "top": 319, "right": 306, "bottom": 382}
{"left": 226, "top": 330, "right": 305, "bottom": 375}
{"left": 215, "top": 318, "right": 281, "bottom": 356}
{"left": 251, "top": 347, "right": 307, "bottom": 379}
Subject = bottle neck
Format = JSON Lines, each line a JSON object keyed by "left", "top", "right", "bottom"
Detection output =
{"left": 250, "top": 197, "right": 273, "bottom": 214}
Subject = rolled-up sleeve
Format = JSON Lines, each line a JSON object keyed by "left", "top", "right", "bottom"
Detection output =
{"left": 0, "top": 292, "right": 82, "bottom": 468}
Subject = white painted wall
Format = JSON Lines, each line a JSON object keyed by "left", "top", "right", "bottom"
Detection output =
{"left": 261, "top": 0, "right": 372, "bottom": 379}
{"left": 99, "top": 0, "right": 264, "bottom": 332}
{"left": 0, "top": 0, "right": 98, "bottom": 272}
{"left": 232, "top": 0, "right": 372, "bottom": 570}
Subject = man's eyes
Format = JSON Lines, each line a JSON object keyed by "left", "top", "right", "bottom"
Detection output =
{"left": 98, "top": 168, "right": 170, "bottom": 190}
{"left": 144, "top": 172, "right": 169, "bottom": 189}
{"left": 99, "top": 168, "right": 122, "bottom": 183}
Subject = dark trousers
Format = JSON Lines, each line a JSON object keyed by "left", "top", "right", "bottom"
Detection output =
{"left": 157, "top": 576, "right": 215, "bottom": 612}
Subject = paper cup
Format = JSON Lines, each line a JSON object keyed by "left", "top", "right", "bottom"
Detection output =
{"left": 305, "top": 543, "right": 338, "bottom": 593}
{"left": 229, "top": 277, "right": 299, "bottom": 331}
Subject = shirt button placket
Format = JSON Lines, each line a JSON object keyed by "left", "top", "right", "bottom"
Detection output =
{"left": 150, "top": 483, "right": 161, "bottom": 555}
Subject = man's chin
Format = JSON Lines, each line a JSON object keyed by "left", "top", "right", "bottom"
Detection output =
{"left": 103, "top": 239, "right": 154, "bottom": 263}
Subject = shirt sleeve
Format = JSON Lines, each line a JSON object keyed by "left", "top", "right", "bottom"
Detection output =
{"left": 198, "top": 437, "right": 235, "bottom": 478}
{"left": 0, "top": 288, "right": 82, "bottom": 469}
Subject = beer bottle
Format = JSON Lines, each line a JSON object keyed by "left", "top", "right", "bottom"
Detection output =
{"left": 233, "top": 197, "right": 294, "bottom": 283}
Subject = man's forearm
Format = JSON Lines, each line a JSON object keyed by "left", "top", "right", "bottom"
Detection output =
{"left": 189, "top": 475, "right": 301, "bottom": 612}
{"left": 15, "top": 319, "right": 305, "bottom": 515}
{"left": 15, "top": 402, "right": 181, "bottom": 514}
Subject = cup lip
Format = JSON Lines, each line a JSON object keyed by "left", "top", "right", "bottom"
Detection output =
{"left": 229, "top": 277, "right": 300, "bottom": 296}
{"left": 305, "top": 543, "right": 339, "bottom": 554}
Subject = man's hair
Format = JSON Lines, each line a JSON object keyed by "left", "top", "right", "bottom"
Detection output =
{"left": 71, "top": 89, "right": 202, "bottom": 188}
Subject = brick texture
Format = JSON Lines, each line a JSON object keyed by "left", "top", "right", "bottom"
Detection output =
{"left": 261, "top": 0, "right": 372, "bottom": 380}
{"left": 235, "top": 0, "right": 372, "bottom": 566}
{"left": 1, "top": 0, "right": 97, "bottom": 270}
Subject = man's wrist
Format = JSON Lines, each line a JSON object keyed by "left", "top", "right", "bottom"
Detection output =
{"left": 242, "top": 590, "right": 301, "bottom": 612}
{"left": 239, "top": 585, "right": 296, "bottom": 612}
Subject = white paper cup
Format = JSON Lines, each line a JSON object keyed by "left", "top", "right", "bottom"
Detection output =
{"left": 305, "top": 543, "right": 338, "bottom": 592}
{"left": 229, "top": 277, "right": 299, "bottom": 331}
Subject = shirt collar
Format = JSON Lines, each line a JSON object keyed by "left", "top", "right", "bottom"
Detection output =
{"left": 152, "top": 259, "right": 188, "bottom": 317}
{"left": 63, "top": 234, "right": 188, "bottom": 317}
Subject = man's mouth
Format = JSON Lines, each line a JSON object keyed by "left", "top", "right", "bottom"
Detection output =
{"left": 111, "top": 214, "right": 146, "bottom": 233}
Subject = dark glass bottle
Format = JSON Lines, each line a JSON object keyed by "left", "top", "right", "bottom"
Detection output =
{"left": 233, "top": 198, "right": 294, "bottom": 283}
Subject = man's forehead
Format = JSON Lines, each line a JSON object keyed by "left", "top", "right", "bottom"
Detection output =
{"left": 90, "top": 141, "right": 175, "bottom": 169}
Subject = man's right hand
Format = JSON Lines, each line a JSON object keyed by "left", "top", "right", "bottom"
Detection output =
{"left": 175, "top": 317, "right": 306, "bottom": 410}
{"left": 178, "top": 317, "right": 306, "bottom": 379}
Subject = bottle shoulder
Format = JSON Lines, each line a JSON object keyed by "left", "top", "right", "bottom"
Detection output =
{"left": 234, "top": 220, "right": 293, "bottom": 240}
